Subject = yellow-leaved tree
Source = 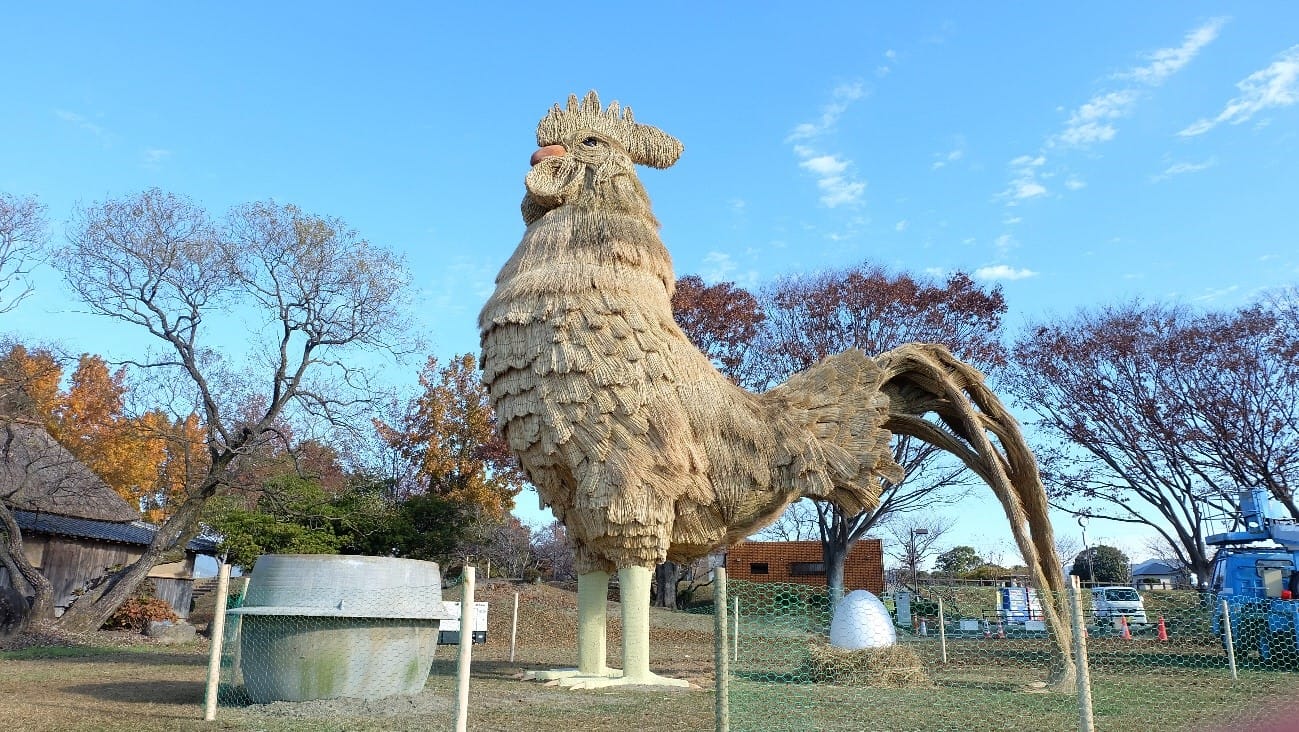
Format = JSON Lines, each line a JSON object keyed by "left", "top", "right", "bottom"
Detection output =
{"left": 376, "top": 353, "right": 524, "bottom": 520}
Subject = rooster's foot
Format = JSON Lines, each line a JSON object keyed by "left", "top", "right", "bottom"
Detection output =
{"left": 525, "top": 667, "right": 623, "bottom": 683}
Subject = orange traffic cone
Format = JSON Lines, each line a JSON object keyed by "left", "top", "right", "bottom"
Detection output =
{"left": 1120, "top": 616, "right": 1132, "bottom": 640}
{"left": 997, "top": 620, "right": 1006, "bottom": 638}
{"left": 1157, "top": 616, "right": 1168, "bottom": 642}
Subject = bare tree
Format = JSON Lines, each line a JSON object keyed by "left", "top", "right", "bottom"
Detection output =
{"left": 531, "top": 520, "right": 575, "bottom": 581}
{"left": 753, "top": 265, "right": 1004, "bottom": 598}
{"left": 883, "top": 514, "right": 954, "bottom": 587}
{"left": 1006, "top": 302, "right": 1240, "bottom": 586}
{"left": 0, "top": 193, "right": 47, "bottom": 314}
{"left": 45, "top": 188, "right": 412, "bottom": 632}
{"left": 755, "top": 498, "right": 820, "bottom": 541}
{"left": 1169, "top": 305, "right": 1299, "bottom": 520}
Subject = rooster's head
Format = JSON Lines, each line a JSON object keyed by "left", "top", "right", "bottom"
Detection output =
{"left": 522, "top": 91, "right": 683, "bottom": 225}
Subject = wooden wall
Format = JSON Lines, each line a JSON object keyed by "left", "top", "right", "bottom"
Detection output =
{"left": 4, "top": 535, "right": 197, "bottom": 619}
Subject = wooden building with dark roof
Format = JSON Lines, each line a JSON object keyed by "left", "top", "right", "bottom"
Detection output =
{"left": 1, "top": 421, "right": 215, "bottom": 619}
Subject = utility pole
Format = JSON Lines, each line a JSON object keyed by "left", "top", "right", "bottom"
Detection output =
{"left": 911, "top": 527, "right": 929, "bottom": 588}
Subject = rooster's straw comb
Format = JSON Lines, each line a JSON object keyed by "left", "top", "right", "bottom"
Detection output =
{"left": 537, "top": 91, "right": 683, "bottom": 169}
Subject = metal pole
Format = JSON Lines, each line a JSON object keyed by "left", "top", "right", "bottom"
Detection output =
{"left": 454, "top": 567, "right": 476, "bottom": 732}
{"left": 714, "top": 567, "right": 729, "bottom": 732}
{"left": 509, "top": 591, "right": 519, "bottom": 663}
{"left": 202, "top": 563, "right": 232, "bottom": 722}
{"left": 1068, "top": 575, "right": 1096, "bottom": 732}
{"left": 732, "top": 596, "right": 739, "bottom": 662}
{"left": 1221, "top": 599, "right": 1238, "bottom": 680}
{"left": 938, "top": 596, "right": 948, "bottom": 664}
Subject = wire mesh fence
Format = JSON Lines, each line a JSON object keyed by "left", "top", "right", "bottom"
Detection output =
{"left": 723, "top": 579, "right": 1299, "bottom": 732}
{"left": 213, "top": 583, "right": 453, "bottom": 706}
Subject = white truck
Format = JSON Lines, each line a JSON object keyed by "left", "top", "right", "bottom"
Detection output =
{"left": 1090, "top": 586, "right": 1148, "bottom": 627}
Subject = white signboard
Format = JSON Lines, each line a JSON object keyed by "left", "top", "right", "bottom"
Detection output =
{"left": 438, "top": 601, "right": 489, "bottom": 644}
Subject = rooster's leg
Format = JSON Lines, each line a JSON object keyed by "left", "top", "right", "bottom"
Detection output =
{"left": 560, "top": 566, "right": 690, "bottom": 688}
{"left": 529, "top": 570, "right": 623, "bottom": 683}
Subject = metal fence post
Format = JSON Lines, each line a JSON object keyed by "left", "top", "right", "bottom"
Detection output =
{"left": 714, "top": 566, "right": 729, "bottom": 732}
{"left": 1069, "top": 575, "right": 1096, "bottom": 732}
{"left": 202, "top": 562, "right": 232, "bottom": 722}
{"left": 1221, "top": 599, "right": 1238, "bottom": 680}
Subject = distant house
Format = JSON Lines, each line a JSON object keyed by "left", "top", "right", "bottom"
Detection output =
{"left": 0, "top": 421, "right": 216, "bottom": 619}
{"left": 725, "top": 539, "right": 884, "bottom": 595}
{"left": 1131, "top": 559, "right": 1190, "bottom": 590}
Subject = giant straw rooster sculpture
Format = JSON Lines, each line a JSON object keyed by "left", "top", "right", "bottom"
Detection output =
{"left": 480, "top": 92, "right": 1074, "bottom": 690}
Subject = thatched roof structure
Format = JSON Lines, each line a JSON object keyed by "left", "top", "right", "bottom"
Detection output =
{"left": 0, "top": 420, "right": 139, "bottom": 523}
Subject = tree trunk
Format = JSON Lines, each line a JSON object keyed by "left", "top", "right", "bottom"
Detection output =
{"left": 0, "top": 503, "right": 53, "bottom": 620}
{"left": 823, "top": 539, "right": 846, "bottom": 607}
{"left": 56, "top": 487, "right": 209, "bottom": 633}
{"left": 652, "top": 561, "right": 680, "bottom": 610}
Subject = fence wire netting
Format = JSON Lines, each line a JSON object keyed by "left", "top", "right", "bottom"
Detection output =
{"left": 724, "top": 580, "right": 1299, "bottom": 732}
{"left": 215, "top": 583, "right": 455, "bottom": 707}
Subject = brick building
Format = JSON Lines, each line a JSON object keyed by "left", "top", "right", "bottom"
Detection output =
{"left": 725, "top": 539, "right": 884, "bottom": 594}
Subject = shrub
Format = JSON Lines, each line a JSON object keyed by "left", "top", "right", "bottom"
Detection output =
{"left": 104, "top": 598, "right": 179, "bottom": 632}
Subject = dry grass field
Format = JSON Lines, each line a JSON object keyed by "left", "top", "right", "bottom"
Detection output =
{"left": 4, "top": 580, "right": 1299, "bottom": 731}
{"left": 0, "top": 580, "right": 716, "bottom": 732}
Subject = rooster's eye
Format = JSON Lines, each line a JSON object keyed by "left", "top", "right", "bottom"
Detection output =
{"left": 582, "top": 137, "right": 599, "bottom": 147}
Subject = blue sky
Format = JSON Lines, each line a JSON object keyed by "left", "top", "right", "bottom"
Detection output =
{"left": 3, "top": 4, "right": 1298, "bottom": 566}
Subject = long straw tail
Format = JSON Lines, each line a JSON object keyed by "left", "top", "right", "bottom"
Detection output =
{"left": 875, "top": 343, "right": 1076, "bottom": 691}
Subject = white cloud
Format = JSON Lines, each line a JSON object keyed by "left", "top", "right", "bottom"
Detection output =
{"left": 701, "top": 250, "right": 737, "bottom": 282}
{"left": 789, "top": 85, "right": 868, "bottom": 207}
{"left": 1004, "top": 216, "right": 1022, "bottom": 225}
{"left": 994, "top": 233, "right": 1017, "bottom": 257}
{"left": 931, "top": 143, "right": 965, "bottom": 170}
{"left": 895, "top": 220, "right": 909, "bottom": 232}
{"left": 1065, "top": 177, "right": 1086, "bottom": 190}
{"left": 974, "top": 264, "right": 1038, "bottom": 281}
{"left": 1122, "top": 18, "right": 1228, "bottom": 86}
{"left": 800, "top": 155, "right": 848, "bottom": 177}
{"left": 1179, "top": 45, "right": 1299, "bottom": 136}
{"left": 1149, "top": 158, "right": 1216, "bottom": 182}
{"left": 924, "top": 267, "right": 947, "bottom": 278}
{"left": 142, "top": 148, "right": 172, "bottom": 167}
{"left": 816, "top": 176, "right": 866, "bottom": 208}
{"left": 786, "top": 83, "right": 864, "bottom": 142}
{"left": 55, "top": 109, "right": 108, "bottom": 139}
{"left": 1004, "top": 20, "right": 1224, "bottom": 201}
{"left": 1057, "top": 90, "right": 1139, "bottom": 147}
{"left": 1004, "top": 155, "right": 1048, "bottom": 200}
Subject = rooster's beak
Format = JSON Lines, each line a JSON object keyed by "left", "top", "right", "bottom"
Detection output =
{"left": 531, "top": 145, "right": 567, "bottom": 166}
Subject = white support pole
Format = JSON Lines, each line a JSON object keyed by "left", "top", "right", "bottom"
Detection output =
{"left": 202, "top": 563, "right": 232, "bottom": 722}
{"left": 1068, "top": 575, "right": 1096, "bottom": 732}
{"left": 454, "top": 567, "right": 476, "bottom": 732}
{"left": 1222, "top": 599, "right": 1238, "bottom": 680}
{"left": 509, "top": 591, "right": 519, "bottom": 663}
{"left": 714, "top": 567, "right": 729, "bottom": 732}
{"left": 732, "top": 596, "right": 740, "bottom": 662}
{"left": 938, "top": 596, "right": 948, "bottom": 664}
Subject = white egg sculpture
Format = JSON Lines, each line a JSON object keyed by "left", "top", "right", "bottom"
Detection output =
{"left": 829, "top": 589, "right": 897, "bottom": 649}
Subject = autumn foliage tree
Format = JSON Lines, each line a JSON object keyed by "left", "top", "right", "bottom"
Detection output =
{"left": 376, "top": 353, "right": 525, "bottom": 519}
{"left": 753, "top": 265, "right": 1007, "bottom": 599}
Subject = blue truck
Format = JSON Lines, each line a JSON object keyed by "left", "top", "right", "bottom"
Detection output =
{"left": 1208, "top": 488, "right": 1299, "bottom": 664}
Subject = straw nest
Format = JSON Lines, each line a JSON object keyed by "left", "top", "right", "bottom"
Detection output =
{"left": 799, "top": 641, "right": 931, "bottom": 688}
